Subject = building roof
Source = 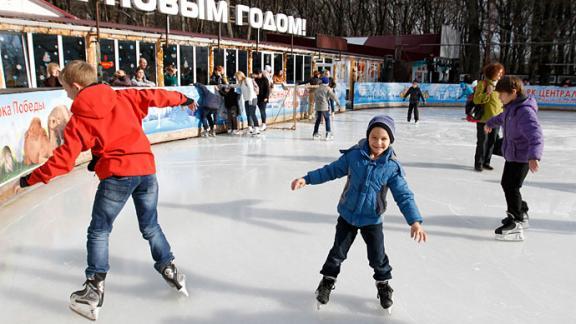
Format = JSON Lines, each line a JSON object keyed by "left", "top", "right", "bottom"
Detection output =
{"left": 0, "top": 0, "right": 77, "bottom": 19}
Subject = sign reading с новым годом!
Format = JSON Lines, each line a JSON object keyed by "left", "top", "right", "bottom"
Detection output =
{"left": 76, "top": 0, "right": 307, "bottom": 36}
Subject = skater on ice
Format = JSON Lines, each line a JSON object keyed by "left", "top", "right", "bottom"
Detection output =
{"left": 402, "top": 80, "right": 426, "bottom": 124}
{"left": 11, "top": 60, "right": 196, "bottom": 320}
{"left": 291, "top": 115, "right": 427, "bottom": 313}
{"left": 484, "top": 76, "right": 543, "bottom": 241}
{"left": 312, "top": 77, "right": 341, "bottom": 140}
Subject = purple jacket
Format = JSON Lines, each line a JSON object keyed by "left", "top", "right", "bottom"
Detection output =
{"left": 487, "top": 95, "right": 543, "bottom": 163}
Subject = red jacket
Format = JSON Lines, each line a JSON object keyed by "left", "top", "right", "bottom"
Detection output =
{"left": 26, "top": 84, "right": 190, "bottom": 186}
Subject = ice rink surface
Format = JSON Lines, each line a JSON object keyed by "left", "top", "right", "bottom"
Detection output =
{"left": 1, "top": 107, "right": 575, "bottom": 323}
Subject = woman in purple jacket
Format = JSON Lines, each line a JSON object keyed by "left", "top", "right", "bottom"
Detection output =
{"left": 484, "top": 76, "right": 543, "bottom": 241}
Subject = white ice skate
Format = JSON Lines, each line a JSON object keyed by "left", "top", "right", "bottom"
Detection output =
{"left": 69, "top": 275, "right": 105, "bottom": 321}
{"left": 325, "top": 132, "right": 334, "bottom": 141}
{"left": 162, "top": 262, "right": 189, "bottom": 297}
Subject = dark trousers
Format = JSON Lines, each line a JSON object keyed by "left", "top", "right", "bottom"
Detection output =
{"left": 313, "top": 111, "right": 331, "bottom": 134}
{"left": 226, "top": 107, "right": 238, "bottom": 130}
{"left": 257, "top": 101, "right": 267, "bottom": 124}
{"left": 201, "top": 109, "right": 216, "bottom": 130}
{"left": 501, "top": 161, "right": 530, "bottom": 220}
{"left": 475, "top": 122, "right": 499, "bottom": 167}
{"left": 245, "top": 101, "right": 259, "bottom": 127}
{"left": 321, "top": 216, "right": 392, "bottom": 281}
{"left": 407, "top": 102, "right": 419, "bottom": 122}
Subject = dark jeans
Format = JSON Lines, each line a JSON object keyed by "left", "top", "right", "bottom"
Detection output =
{"left": 257, "top": 101, "right": 267, "bottom": 124}
{"left": 313, "top": 111, "right": 331, "bottom": 134}
{"left": 86, "top": 174, "right": 174, "bottom": 278}
{"left": 245, "top": 100, "right": 259, "bottom": 127}
{"left": 201, "top": 109, "right": 217, "bottom": 130}
{"left": 475, "top": 122, "right": 499, "bottom": 167}
{"left": 329, "top": 99, "right": 335, "bottom": 113}
{"left": 321, "top": 216, "right": 392, "bottom": 281}
{"left": 407, "top": 102, "right": 419, "bottom": 122}
{"left": 226, "top": 107, "right": 238, "bottom": 130}
{"left": 501, "top": 161, "right": 530, "bottom": 220}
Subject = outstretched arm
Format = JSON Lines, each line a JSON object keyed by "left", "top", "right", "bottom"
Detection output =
{"left": 291, "top": 154, "right": 349, "bottom": 190}
{"left": 118, "top": 88, "right": 196, "bottom": 118}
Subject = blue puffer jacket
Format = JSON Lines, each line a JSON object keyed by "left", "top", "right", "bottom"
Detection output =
{"left": 304, "top": 140, "right": 422, "bottom": 227}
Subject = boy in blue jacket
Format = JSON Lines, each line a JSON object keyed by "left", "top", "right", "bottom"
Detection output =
{"left": 291, "top": 115, "right": 427, "bottom": 312}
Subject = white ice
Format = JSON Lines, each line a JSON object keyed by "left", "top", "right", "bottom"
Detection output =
{"left": 1, "top": 107, "right": 575, "bottom": 323}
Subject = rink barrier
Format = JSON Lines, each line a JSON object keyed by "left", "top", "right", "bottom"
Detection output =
{"left": 353, "top": 82, "right": 576, "bottom": 111}
{"left": 0, "top": 84, "right": 313, "bottom": 203}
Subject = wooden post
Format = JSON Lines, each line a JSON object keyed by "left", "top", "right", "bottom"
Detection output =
{"left": 85, "top": 33, "right": 98, "bottom": 68}
{"left": 156, "top": 39, "right": 164, "bottom": 86}
{"left": 292, "top": 85, "right": 298, "bottom": 129}
{"left": 209, "top": 46, "right": 214, "bottom": 78}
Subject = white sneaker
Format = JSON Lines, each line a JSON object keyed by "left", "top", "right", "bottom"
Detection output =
{"left": 313, "top": 133, "right": 322, "bottom": 140}
{"left": 325, "top": 132, "right": 334, "bottom": 141}
{"left": 248, "top": 126, "right": 254, "bottom": 134}
{"left": 261, "top": 124, "right": 267, "bottom": 131}
{"left": 253, "top": 127, "right": 261, "bottom": 135}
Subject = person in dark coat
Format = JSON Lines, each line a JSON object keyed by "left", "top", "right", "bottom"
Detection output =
{"left": 402, "top": 80, "right": 426, "bottom": 123}
{"left": 254, "top": 70, "right": 270, "bottom": 131}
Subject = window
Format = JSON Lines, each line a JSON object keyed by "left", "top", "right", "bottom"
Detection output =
{"left": 213, "top": 48, "right": 224, "bottom": 70}
{"left": 180, "top": 45, "right": 195, "bottom": 86}
{"left": 99, "top": 39, "right": 115, "bottom": 82}
{"left": 252, "top": 51, "right": 261, "bottom": 74}
{"left": 0, "top": 32, "right": 29, "bottom": 88}
{"left": 195, "top": 46, "right": 208, "bottom": 85}
{"left": 118, "top": 40, "right": 137, "bottom": 76}
{"left": 139, "top": 42, "right": 156, "bottom": 82}
{"left": 163, "top": 44, "right": 177, "bottom": 69}
{"left": 263, "top": 53, "right": 272, "bottom": 71}
{"left": 286, "top": 55, "right": 294, "bottom": 84}
{"left": 62, "top": 36, "right": 86, "bottom": 65}
{"left": 238, "top": 50, "right": 248, "bottom": 76}
{"left": 32, "top": 34, "right": 59, "bottom": 86}
{"left": 273, "top": 53, "right": 283, "bottom": 74}
{"left": 304, "top": 56, "right": 312, "bottom": 80}
{"left": 295, "top": 55, "right": 303, "bottom": 83}
{"left": 225, "top": 49, "right": 236, "bottom": 82}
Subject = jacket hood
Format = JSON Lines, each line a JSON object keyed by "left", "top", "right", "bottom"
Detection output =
{"left": 366, "top": 115, "right": 396, "bottom": 143}
{"left": 71, "top": 84, "right": 118, "bottom": 119}
{"left": 506, "top": 95, "right": 538, "bottom": 113}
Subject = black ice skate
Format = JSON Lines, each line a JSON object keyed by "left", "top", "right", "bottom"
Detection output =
{"left": 315, "top": 276, "right": 336, "bottom": 309}
{"left": 69, "top": 273, "right": 106, "bottom": 321}
{"left": 161, "top": 262, "right": 188, "bottom": 297}
{"left": 501, "top": 202, "right": 529, "bottom": 229}
{"left": 495, "top": 213, "right": 524, "bottom": 241}
{"left": 376, "top": 280, "right": 394, "bottom": 314}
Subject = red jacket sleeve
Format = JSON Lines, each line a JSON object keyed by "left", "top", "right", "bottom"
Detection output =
{"left": 27, "top": 117, "right": 91, "bottom": 186}
{"left": 117, "top": 89, "right": 189, "bottom": 119}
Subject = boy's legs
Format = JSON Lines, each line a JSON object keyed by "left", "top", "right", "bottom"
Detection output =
{"left": 501, "top": 161, "right": 530, "bottom": 221}
{"left": 413, "top": 103, "right": 419, "bottom": 122}
{"left": 320, "top": 217, "right": 358, "bottom": 278}
{"left": 86, "top": 176, "right": 136, "bottom": 278}
{"left": 323, "top": 111, "right": 332, "bottom": 133}
{"left": 313, "top": 111, "right": 323, "bottom": 135}
{"left": 131, "top": 174, "right": 174, "bottom": 272}
{"left": 407, "top": 103, "right": 415, "bottom": 122}
{"left": 360, "top": 223, "right": 392, "bottom": 281}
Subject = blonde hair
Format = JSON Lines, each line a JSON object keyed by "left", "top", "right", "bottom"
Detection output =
{"left": 60, "top": 60, "right": 97, "bottom": 87}
{"left": 46, "top": 63, "right": 60, "bottom": 76}
{"left": 235, "top": 71, "right": 246, "bottom": 82}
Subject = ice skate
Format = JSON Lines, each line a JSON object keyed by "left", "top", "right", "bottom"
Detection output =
{"left": 313, "top": 133, "right": 322, "bottom": 140}
{"left": 209, "top": 129, "right": 216, "bottom": 137}
{"left": 200, "top": 130, "right": 209, "bottom": 138}
{"left": 501, "top": 202, "right": 529, "bottom": 229}
{"left": 161, "top": 262, "right": 189, "bottom": 297}
{"left": 325, "top": 132, "right": 334, "bottom": 141}
{"left": 376, "top": 280, "right": 393, "bottom": 314}
{"left": 495, "top": 213, "right": 524, "bottom": 241}
{"left": 69, "top": 273, "right": 106, "bottom": 321}
{"left": 252, "top": 127, "right": 261, "bottom": 136}
{"left": 261, "top": 123, "right": 267, "bottom": 131}
{"left": 315, "top": 276, "right": 336, "bottom": 309}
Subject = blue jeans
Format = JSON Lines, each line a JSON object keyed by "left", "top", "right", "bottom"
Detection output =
{"left": 86, "top": 174, "right": 174, "bottom": 278}
{"left": 313, "top": 111, "right": 331, "bottom": 135}
{"left": 321, "top": 216, "right": 392, "bottom": 281}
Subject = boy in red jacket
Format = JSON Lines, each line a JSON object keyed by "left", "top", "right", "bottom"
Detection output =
{"left": 12, "top": 61, "right": 197, "bottom": 320}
